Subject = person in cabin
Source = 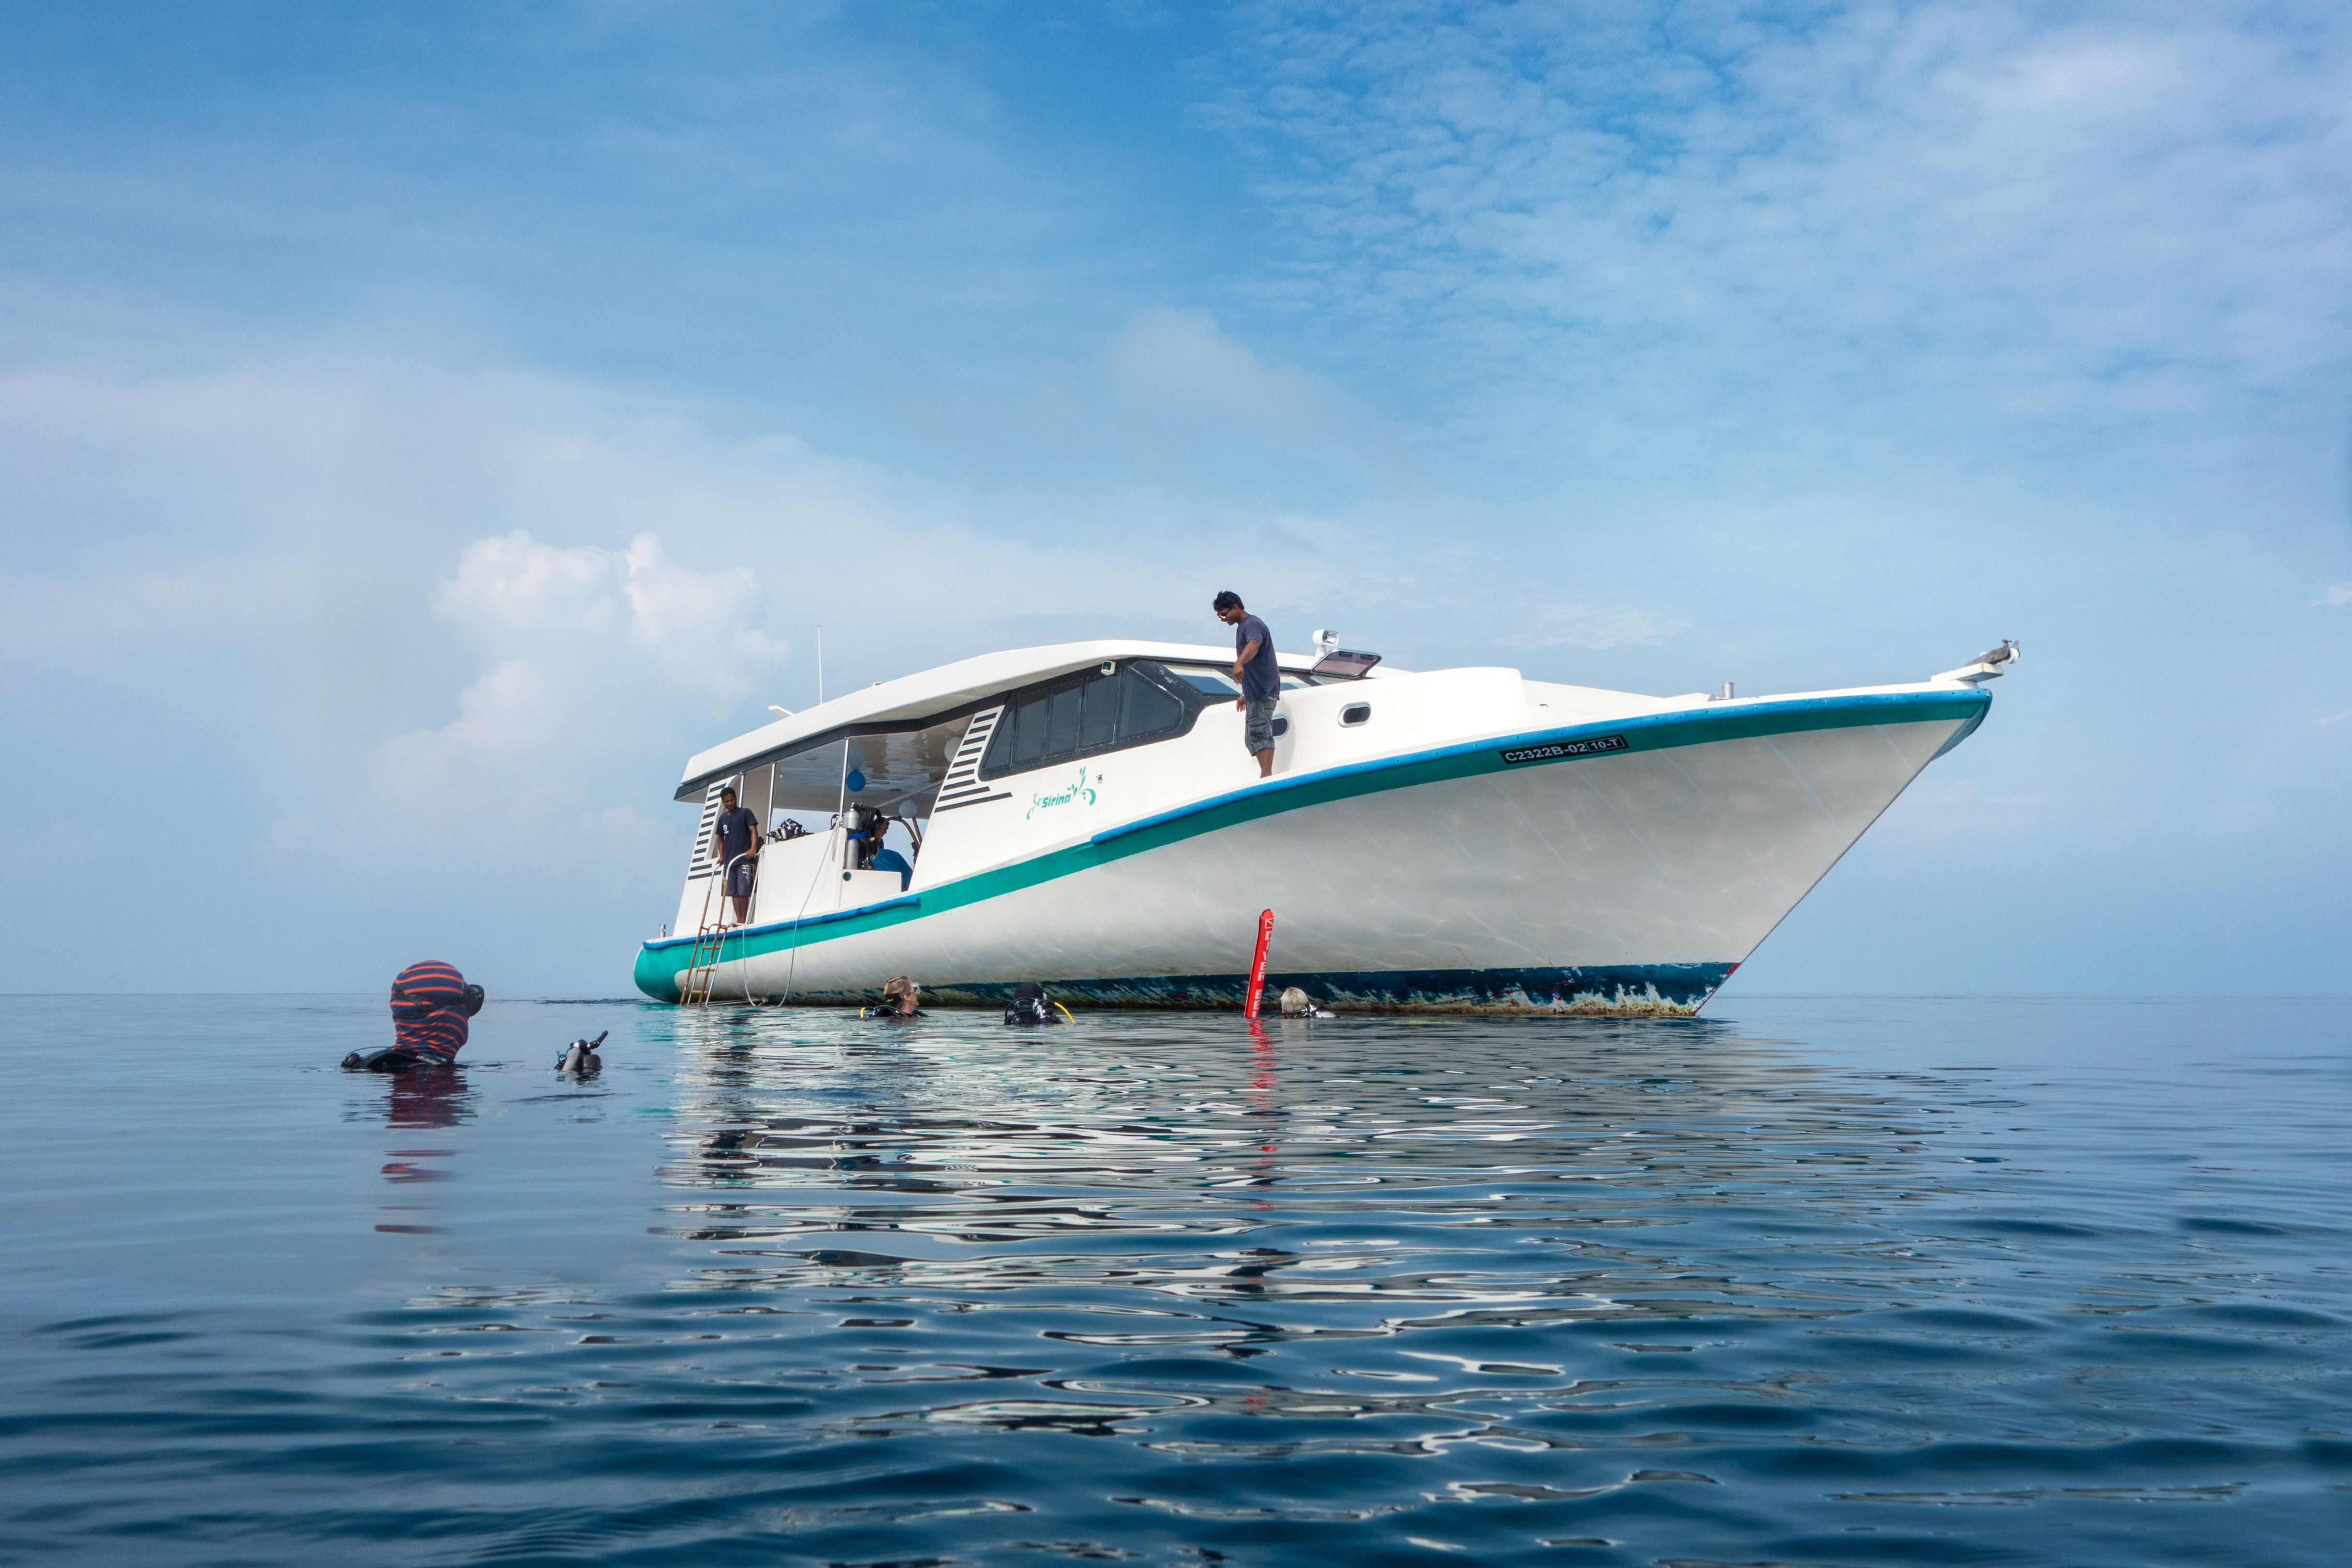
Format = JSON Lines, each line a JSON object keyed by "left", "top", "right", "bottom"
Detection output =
{"left": 1213, "top": 591, "right": 1281, "bottom": 779}
{"left": 874, "top": 975, "right": 924, "bottom": 1019}
{"left": 711, "top": 785, "right": 761, "bottom": 924}
{"left": 1003, "top": 981, "right": 1061, "bottom": 1025}
{"left": 868, "top": 818, "right": 914, "bottom": 891}
{"left": 1279, "top": 986, "right": 1333, "bottom": 1019}
{"left": 345, "top": 960, "right": 484, "bottom": 1070}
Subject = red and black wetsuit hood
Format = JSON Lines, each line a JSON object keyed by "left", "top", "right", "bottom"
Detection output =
{"left": 390, "top": 961, "right": 482, "bottom": 1062}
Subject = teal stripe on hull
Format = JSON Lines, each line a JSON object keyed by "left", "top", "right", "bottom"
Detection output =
{"left": 633, "top": 687, "right": 1987, "bottom": 1002}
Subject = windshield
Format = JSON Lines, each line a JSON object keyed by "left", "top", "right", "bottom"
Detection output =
{"left": 1169, "top": 668, "right": 1238, "bottom": 697}
{"left": 1166, "top": 666, "right": 1320, "bottom": 695}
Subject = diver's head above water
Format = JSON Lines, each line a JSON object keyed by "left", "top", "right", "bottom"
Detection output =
{"left": 374, "top": 960, "right": 482, "bottom": 1066}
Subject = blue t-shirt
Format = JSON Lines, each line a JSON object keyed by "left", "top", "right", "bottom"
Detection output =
{"left": 716, "top": 807, "right": 759, "bottom": 864}
{"left": 1234, "top": 613, "right": 1279, "bottom": 700}
{"left": 870, "top": 847, "right": 914, "bottom": 890}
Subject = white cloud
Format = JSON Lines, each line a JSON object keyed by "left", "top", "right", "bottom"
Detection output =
{"left": 2316, "top": 584, "right": 2352, "bottom": 607}
{"left": 434, "top": 532, "right": 628, "bottom": 638}
{"left": 615, "top": 534, "right": 791, "bottom": 669}
{"left": 1108, "top": 306, "right": 1375, "bottom": 443}
{"left": 371, "top": 657, "right": 558, "bottom": 815}
{"left": 369, "top": 529, "right": 796, "bottom": 846}
{"left": 434, "top": 529, "right": 789, "bottom": 678}
{"left": 0, "top": 341, "right": 1448, "bottom": 891}
{"left": 1221, "top": 1, "right": 2352, "bottom": 459}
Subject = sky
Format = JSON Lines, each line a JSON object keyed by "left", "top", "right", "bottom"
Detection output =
{"left": 2, "top": 0, "right": 2347, "bottom": 997}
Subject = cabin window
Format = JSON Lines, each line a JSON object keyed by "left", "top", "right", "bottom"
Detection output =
{"left": 1341, "top": 702, "right": 1372, "bottom": 726}
{"left": 1007, "top": 693, "right": 1049, "bottom": 768}
{"left": 980, "top": 660, "right": 1204, "bottom": 781}
{"left": 1119, "top": 670, "right": 1184, "bottom": 736}
{"left": 1047, "top": 684, "right": 1082, "bottom": 755}
{"left": 1079, "top": 676, "right": 1120, "bottom": 749}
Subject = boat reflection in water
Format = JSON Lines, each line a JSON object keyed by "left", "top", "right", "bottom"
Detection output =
{"left": 644, "top": 1006, "right": 1954, "bottom": 1352}
{"left": 79, "top": 993, "right": 2319, "bottom": 1565}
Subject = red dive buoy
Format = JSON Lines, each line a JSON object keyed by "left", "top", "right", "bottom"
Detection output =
{"left": 1244, "top": 910, "right": 1274, "bottom": 1020}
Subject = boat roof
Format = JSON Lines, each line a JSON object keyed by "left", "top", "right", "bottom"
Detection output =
{"left": 674, "top": 639, "right": 1355, "bottom": 804}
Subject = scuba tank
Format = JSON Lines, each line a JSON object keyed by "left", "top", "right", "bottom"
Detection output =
{"left": 557, "top": 1030, "right": 609, "bottom": 1074}
{"left": 1003, "top": 982, "right": 1063, "bottom": 1025}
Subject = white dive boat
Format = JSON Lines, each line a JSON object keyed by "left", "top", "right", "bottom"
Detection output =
{"left": 633, "top": 636, "right": 2018, "bottom": 1013}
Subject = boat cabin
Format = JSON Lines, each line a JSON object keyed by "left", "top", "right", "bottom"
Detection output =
{"left": 666, "top": 638, "right": 1376, "bottom": 940}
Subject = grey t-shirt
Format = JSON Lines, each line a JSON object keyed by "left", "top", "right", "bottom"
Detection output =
{"left": 1234, "top": 613, "right": 1279, "bottom": 700}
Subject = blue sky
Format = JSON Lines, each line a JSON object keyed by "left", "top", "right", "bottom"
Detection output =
{"left": 3, "top": 0, "right": 2347, "bottom": 995}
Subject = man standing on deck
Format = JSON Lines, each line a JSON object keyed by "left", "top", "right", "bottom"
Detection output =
{"left": 1213, "top": 591, "right": 1280, "bottom": 779}
{"left": 711, "top": 785, "right": 760, "bottom": 924}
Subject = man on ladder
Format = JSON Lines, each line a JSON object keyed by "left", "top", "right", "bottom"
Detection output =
{"left": 711, "top": 784, "right": 761, "bottom": 925}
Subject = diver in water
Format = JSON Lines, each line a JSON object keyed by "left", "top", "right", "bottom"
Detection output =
{"left": 557, "top": 1030, "right": 608, "bottom": 1075}
{"left": 867, "top": 975, "right": 924, "bottom": 1020}
{"left": 1003, "top": 981, "right": 1062, "bottom": 1026}
{"left": 344, "top": 960, "right": 485, "bottom": 1071}
{"left": 1278, "top": 986, "right": 1334, "bottom": 1019}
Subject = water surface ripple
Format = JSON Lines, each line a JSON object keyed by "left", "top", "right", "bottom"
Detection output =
{"left": 2, "top": 996, "right": 2347, "bottom": 1565}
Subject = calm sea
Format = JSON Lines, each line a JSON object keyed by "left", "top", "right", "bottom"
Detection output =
{"left": 1, "top": 995, "right": 2347, "bottom": 1566}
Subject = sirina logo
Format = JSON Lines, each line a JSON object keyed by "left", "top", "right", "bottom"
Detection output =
{"left": 1027, "top": 767, "right": 1097, "bottom": 819}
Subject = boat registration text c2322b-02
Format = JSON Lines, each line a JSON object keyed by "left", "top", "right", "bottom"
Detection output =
{"left": 1498, "top": 734, "right": 1630, "bottom": 765}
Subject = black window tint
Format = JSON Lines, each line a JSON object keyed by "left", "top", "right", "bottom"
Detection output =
{"left": 1011, "top": 694, "right": 1049, "bottom": 766}
{"left": 1047, "top": 686, "right": 1081, "bottom": 754}
{"left": 1119, "top": 669, "right": 1183, "bottom": 738}
{"left": 1079, "top": 674, "right": 1119, "bottom": 749}
{"left": 981, "top": 662, "right": 1204, "bottom": 781}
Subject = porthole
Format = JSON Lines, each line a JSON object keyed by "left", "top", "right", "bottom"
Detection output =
{"left": 1270, "top": 716, "right": 1289, "bottom": 737}
{"left": 1340, "top": 703, "right": 1371, "bottom": 726}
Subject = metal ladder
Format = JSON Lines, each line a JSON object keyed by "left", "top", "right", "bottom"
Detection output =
{"left": 676, "top": 854, "right": 744, "bottom": 1007}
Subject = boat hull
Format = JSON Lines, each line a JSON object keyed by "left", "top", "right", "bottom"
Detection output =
{"left": 634, "top": 689, "right": 1987, "bottom": 1014}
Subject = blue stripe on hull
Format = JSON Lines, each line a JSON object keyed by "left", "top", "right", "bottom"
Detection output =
{"left": 785, "top": 963, "right": 1737, "bottom": 1015}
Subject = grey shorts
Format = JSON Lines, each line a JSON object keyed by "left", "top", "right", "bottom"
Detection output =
{"left": 1243, "top": 696, "right": 1277, "bottom": 754}
{"left": 725, "top": 859, "right": 757, "bottom": 897}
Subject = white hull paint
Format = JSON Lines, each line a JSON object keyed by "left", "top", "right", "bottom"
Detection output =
{"left": 638, "top": 655, "right": 1991, "bottom": 1014}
